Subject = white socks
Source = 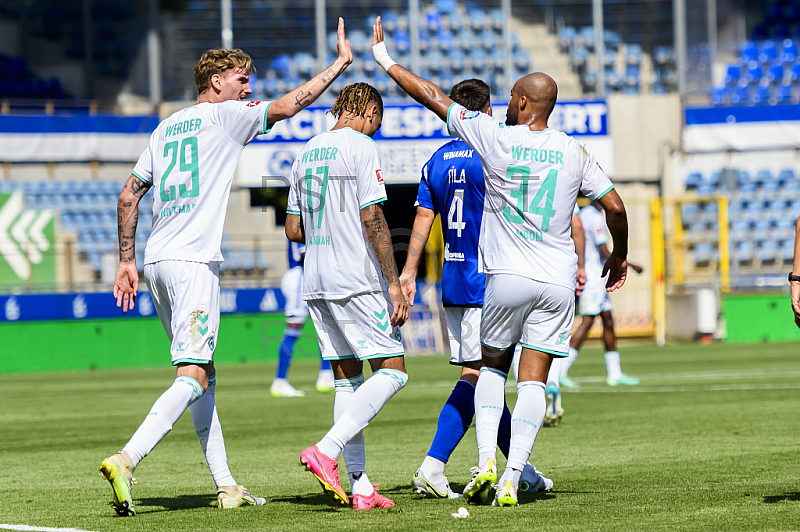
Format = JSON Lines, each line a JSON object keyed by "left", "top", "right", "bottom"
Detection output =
{"left": 123, "top": 376, "right": 204, "bottom": 468}
{"left": 190, "top": 374, "right": 236, "bottom": 487}
{"left": 546, "top": 358, "right": 561, "bottom": 390}
{"left": 604, "top": 351, "right": 623, "bottom": 380}
{"left": 474, "top": 367, "right": 507, "bottom": 465}
{"left": 420, "top": 456, "right": 446, "bottom": 482}
{"left": 316, "top": 368, "right": 408, "bottom": 461}
{"left": 333, "top": 373, "right": 372, "bottom": 496}
{"left": 562, "top": 346, "right": 579, "bottom": 378}
{"left": 501, "top": 381, "right": 546, "bottom": 486}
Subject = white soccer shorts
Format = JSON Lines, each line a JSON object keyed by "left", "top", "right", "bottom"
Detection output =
{"left": 444, "top": 306, "right": 482, "bottom": 365}
{"left": 578, "top": 280, "right": 613, "bottom": 316}
{"left": 480, "top": 273, "right": 574, "bottom": 357}
{"left": 307, "top": 291, "right": 404, "bottom": 361}
{"left": 144, "top": 260, "right": 220, "bottom": 366}
{"left": 281, "top": 266, "right": 309, "bottom": 325}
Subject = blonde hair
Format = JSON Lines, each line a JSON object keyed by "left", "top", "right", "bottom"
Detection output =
{"left": 328, "top": 83, "right": 383, "bottom": 119}
{"left": 193, "top": 49, "right": 255, "bottom": 95}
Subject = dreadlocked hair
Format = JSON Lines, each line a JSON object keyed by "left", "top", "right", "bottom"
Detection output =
{"left": 328, "top": 83, "right": 383, "bottom": 119}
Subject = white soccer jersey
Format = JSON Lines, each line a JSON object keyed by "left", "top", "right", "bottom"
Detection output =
{"left": 132, "top": 100, "right": 273, "bottom": 264}
{"left": 579, "top": 205, "right": 609, "bottom": 282}
{"left": 287, "top": 128, "right": 388, "bottom": 300}
{"left": 447, "top": 103, "right": 614, "bottom": 290}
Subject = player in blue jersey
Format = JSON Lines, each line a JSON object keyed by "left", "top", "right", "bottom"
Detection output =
{"left": 270, "top": 240, "right": 335, "bottom": 397}
{"left": 401, "top": 79, "right": 552, "bottom": 499}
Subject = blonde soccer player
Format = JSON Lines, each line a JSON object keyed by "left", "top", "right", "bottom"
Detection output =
{"left": 99, "top": 19, "right": 352, "bottom": 516}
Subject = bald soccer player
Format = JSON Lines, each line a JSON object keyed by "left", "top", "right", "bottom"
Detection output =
{"left": 371, "top": 17, "right": 631, "bottom": 507}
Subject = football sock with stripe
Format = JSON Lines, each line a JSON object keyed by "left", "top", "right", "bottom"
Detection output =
{"left": 333, "top": 373, "right": 372, "bottom": 496}
{"left": 190, "top": 374, "right": 236, "bottom": 487}
{"left": 502, "top": 381, "right": 546, "bottom": 485}
{"left": 475, "top": 367, "right": 507, "bottom": 466}
{"left": 316, "top": 369, "right": 408, "bottom": 460}
{"left": 123, "top": 376, "right": 204, "bottom": 468}
{"left": 276, "top": 327, "right": 302, "bottom": 380}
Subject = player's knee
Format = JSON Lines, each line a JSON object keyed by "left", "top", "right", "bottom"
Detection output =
{"left": 375, "top": 368, "right": 408, "bottom": 390}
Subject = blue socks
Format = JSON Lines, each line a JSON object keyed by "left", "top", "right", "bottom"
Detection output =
{"left": 427, "top": 379, "right": 476, "bottom": 463}
{"left": 276, "top": 327, "right": 302, "bottom": 380}
{"left": 427, "top": 378, "right": 514, "bottom": 464}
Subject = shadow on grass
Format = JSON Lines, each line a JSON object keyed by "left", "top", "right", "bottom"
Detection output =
{"left": 272, "top": 492, "right": 346, "bottom": 511}
{"left": 134, "top": 494, "right": 217, "bottom": 513}
{"left": 763, "top": 492, "right": 800, "bottom": 504}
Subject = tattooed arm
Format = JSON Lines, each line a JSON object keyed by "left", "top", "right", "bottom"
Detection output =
{"left": 114, "top": 174, "right": 152, "bottom": 312}
{"left": 267, "top": 17, "right": 353, "bottom": 123}
{"left": 361, "top": 203, "right": 409, "bottom": 327}
{"left": 285, "top": 213, "right": 305, "bottom": 244}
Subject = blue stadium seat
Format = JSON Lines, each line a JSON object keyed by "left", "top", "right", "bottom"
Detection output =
{"left": 758, "top": 240, "right": 779, "bottom": 261}
{"left": 776, "top": 218, "right": 795, "bottom": 240}
{"left": 558, "top": 27, "right": 577, "bottom": 52}
{"left": 394, "top": 31, "right": 411, "bottom": 54}
{"left": 751, "top": 83, "right": 772, "bottom": 105}
{"left": 754, "top": 219, "right": 774, "bottom": 241}
{"left": 781, "top": 38, "right": 798, "bottom": 63}
{"left": 734, "top": 241, "right": 754, "bottom": 263}
{"left": 759, "top": 40, "right": 778, "bottom": 64}
{"left": 434, "top": 0, "right": 457, "bottom": 15}
{"left": 767, "top": 63, "right": 784, "bottom": 84}
{"left": 763, "top": 180, "right": 781, "bottom": 201}
{"left": 269, "top": 55, "right": 292, "bottom": 79}
{"left": 745, "top": 61, "right": 763, "bottom": 84}
{"left": 754, "top": 169, "right": 773, "bottom": 184}
{"left": 448, "top": 11, "right": 465, "bottom": 34}
{"left": 693, "top": 243, "right": 714, "bottom": 263}
{"left": 731, "top": 84, "right": 749, "bottom": 105}
{"left": 711, "top": 86, "right": 729, "bottom": 106}
{"left": 739, "top": 182, "right": 758, "bottom": 201}
{"left": 489, "top": 9, "right": 504, "bottom": 33}
{"left": 788, "top": 63, "right": 800, "bottom": 82}
{"left": 293, "top": 53, "right": 315, "bottom": 77}
{"left": 776, "top": 82, "right": 793, "bottom": 104}
{"left": 681, "top": 203, "right": 700, "bottom": 223}
{"left": 781, "top": 239, "right": 795, "bottom": 261}
{"left": 626, "top": 44, "right": 642, "bottom": 67}
{"left": 739, "top": 41, "right": 759, "bottom": 64}
{"left": 697, "top": 183, "right": 715, "bottom": 197}
{"left": 730, "top": 219, "right": 751, "bottom": 242}
{"left": 685, "top": 172, "right": 703, "bottom": 190}
{"left": 468, "top": 9, "right": 488, "bottom": 33}
{"left": 379, "top": 10, "right": 400, "bottom": 33}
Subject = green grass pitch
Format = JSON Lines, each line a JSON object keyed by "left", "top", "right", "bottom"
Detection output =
{"left": 1, "top": 341, "right": 800, "bottom": 531}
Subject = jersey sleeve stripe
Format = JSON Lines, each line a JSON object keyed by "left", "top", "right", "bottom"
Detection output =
{"left": 592, "top": 185, "right": 615, "bottom": 202}
{"left": 131, "top": 170, "right": 151, "bottom": 184}
{"left": 286, "top": 210, "right": 301, "bottom": 215}
{"left": 360, "top": 197, "right": 387, "bottom": 209}
{"left": 519, "top": 342, "right": 569, "bottom": 356}
{"left": 445, "top": 102, "right": 457, "bottom": 136}
{"left": 262, "top": 101, "right": 274, "bottom": 135}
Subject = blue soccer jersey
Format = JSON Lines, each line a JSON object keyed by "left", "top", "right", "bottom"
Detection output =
{"left": 416, "top": 139, "right": 485, "bottom": 307}
{"left": 287, "top": 241, "right": 305, "bottom": 269}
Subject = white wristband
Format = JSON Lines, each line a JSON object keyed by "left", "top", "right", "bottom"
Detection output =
{"left": 372, "top": 42, "right": 397, "bottom": 72}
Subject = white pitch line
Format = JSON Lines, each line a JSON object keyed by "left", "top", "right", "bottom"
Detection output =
{"left": 0, "top": 526, "right": 97, "bottom": 532}
{"left": 566, "top": 383, "right": 800, "bottom": 393}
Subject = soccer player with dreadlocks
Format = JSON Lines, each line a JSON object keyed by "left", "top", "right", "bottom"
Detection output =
{"left": 288, "top": 83, "right": 409, "bottom": 510}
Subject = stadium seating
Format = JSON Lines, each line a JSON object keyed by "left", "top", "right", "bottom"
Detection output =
{"left": 250, "top": 3, "right": 532, "bottom": 101}
{"left": 710, "top": 1, "right": 800, "bottom": 106}
{"left": 0, "top": 181, "right": 271, "bottom": 277}
{"left": 681, "top": 167, "right": 800, "bottom": 268}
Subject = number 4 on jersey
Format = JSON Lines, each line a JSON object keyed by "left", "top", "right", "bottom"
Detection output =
{"left": 448, "top": 189, "right": 466, "bottom": 237}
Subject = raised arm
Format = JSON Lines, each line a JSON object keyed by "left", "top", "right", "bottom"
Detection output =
{"left": 571, "top": 212, "right": 586, "bottom": 295}
{"left": 361, "top": 203, "right": 408, "bottom": 326}
{"left": 596, "top": 189, "right": 629, "bottom": 292}
{"left": 114, "top": 174, "right": 152, "bottom": 312}
{"left": 372, "top": 17, "right": 453, "bottom": 122}
{"left": 268, "top": 17, "right": 353, "bottom": 122}
{"left": 400, "top": 206, "right": 436, "bottom": 305}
